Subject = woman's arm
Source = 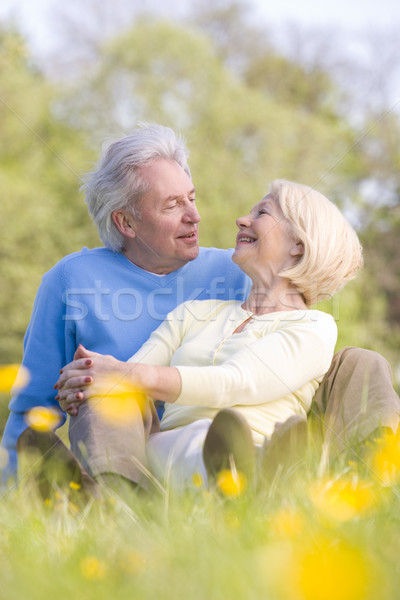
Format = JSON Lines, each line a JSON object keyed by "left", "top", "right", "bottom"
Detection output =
{"left": 174, "top": 312, "right": 337, "bottom": 409}
{"left": 55, "top": 298, "right": 191, "bottom": 413}
{"left": 55, "top": 347, "right": 183, "bottom": 411}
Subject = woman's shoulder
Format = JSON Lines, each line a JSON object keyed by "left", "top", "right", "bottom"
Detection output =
{"left": 176, "top": 298, "right": 238, "bottom": 321}
{"left": 305, "top": 309, "right": 337, "bottom": 326}
{"left": 269, "top": 309, "right": 337, "bottom": 338}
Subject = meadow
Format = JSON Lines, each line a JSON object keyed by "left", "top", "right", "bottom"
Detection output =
{"left": 1, "top": 5, "right": 400, "bottom": 598}
{"left": 1, "top": 369, "right": 400, "bottom": 600}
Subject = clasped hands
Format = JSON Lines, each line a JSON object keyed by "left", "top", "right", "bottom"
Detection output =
{"left": 54, "top": 344, "right": 131, "bottom": 416}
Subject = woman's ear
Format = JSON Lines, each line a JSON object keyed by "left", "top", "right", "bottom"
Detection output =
{"left": 290, "top": 241, "right": 304, "bottom": 257}
{"left": 112, "top": 210, "right": 136, "bottom": 238}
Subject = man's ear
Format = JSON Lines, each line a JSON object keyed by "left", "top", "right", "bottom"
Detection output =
{"left": 112, "top": 210, "right": 136, "bottom": 239}
{"left": 290, "top": 241, "right": 304, "bottom": 257}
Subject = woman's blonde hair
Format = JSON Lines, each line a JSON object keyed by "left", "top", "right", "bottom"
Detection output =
{"left": 270, "top": 179, "right": 363, "bottom": 306}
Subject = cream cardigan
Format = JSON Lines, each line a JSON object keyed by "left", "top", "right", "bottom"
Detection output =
{"left": 129, "top": 300, "right": 337, "bottom": 444}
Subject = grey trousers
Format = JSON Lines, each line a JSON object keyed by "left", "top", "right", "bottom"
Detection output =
{"left": 68, "top": 347, "right": 400, "bottom": 484}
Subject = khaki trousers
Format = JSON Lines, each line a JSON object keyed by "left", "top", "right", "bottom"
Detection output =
{"left": 69, "top": 347, "right": 400, "bottom": 484}
{"left": 311, "top": 346, "right": 400, "bottom": 453}
{"left": 69, "top": 397, "right": 159, "bottom": 488}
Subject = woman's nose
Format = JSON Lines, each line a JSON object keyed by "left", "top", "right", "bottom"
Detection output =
{"left": 236, "top": 214, "right": 251, "bottom": 228}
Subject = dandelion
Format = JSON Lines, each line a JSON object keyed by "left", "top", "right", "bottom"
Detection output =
{"left": 91, "top": 375, "right": 147, "bottom": 426}
{"left": 296, "top": 536, "right": 373, "bottom": 600}
{"left": 192, "top": 472, "right": 204, "bottom": 488}
{"left": 269, "top": 507, "right": 304, "bottom": 537}
{"left": 25, "top": 406, "right": 62, "bottom": 432}
{"left": 367, "top": 429, "right": 400, "bottom": 485}
{"left": 0, "top": 364, "right": 29, "bottom": 393}
{"left": 308, "top": 475, "right": 377, "bottom": 522}
{"left": 216, "top": 469, "right": 247, "bottom": 498}
{"left": 80, "top": 556, "right": 107, "bottom": 580}
{"left": 69, "top": 481, "right": 81, "bottom": 491}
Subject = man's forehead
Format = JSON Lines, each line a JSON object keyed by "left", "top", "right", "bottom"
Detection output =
{"left": 138, "top": 160, "right": 195, "bottom": 206}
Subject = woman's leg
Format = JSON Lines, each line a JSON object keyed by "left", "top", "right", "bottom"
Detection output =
{"left": 147, "top": 420, "right": 212, "bottom": 491}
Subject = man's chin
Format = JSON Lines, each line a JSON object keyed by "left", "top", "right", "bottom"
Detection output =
{"left": 185, "top": 246, "right": 200, "bottom": 262}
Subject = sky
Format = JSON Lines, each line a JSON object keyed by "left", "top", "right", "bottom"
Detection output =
{"left": 254, "top": 0, "right": 400, "bottom": 30}
{"left": 1, "top": 0, "right": 400, "bottom": 109}
{"left": 1, "top": 0, "right": 400, "bottom": 57}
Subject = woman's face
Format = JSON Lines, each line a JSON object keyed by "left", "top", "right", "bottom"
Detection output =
{"left": 232, "top": 194, "right": 303, "bottom": 279}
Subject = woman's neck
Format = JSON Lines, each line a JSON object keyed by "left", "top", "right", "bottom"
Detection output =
{"left": 242, "top": 281, "right": 307, "bottom": 315}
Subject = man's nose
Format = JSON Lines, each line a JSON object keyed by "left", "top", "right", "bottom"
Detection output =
{"left": 183, "top": 202, "right": 201, "bottom": 223}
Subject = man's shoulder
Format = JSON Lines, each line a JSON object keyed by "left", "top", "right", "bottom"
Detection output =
{"left": 59, "top": 246, "right": 115, "bottom": 265}
{"left": 42, "top": 247, "right": 121, "bottom": 286}
{"left": 48, "top": 247, "right": 117, "bottom": 272}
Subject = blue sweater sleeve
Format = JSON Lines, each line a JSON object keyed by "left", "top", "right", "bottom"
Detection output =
{"left": 1, "top": 263, "right": 69, "bottom": 479}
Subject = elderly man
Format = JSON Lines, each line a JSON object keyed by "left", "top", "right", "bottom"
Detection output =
{"left": 2, "top": 124, "right": 250, "bottom": 482}
{"left": 2, "top": 123, "right": 399, "bottom": 489}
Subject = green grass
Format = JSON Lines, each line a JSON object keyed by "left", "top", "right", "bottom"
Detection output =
{"left": 1, "top": 437, "right": 400, "bottom": 600}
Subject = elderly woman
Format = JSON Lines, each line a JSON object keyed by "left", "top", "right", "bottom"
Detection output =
{"left": 54, "top": 179, "right": 362, "bottom": 491}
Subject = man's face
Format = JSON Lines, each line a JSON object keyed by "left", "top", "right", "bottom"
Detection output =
{"left": 127, "top": 159, "right": 200, "bottom": 274}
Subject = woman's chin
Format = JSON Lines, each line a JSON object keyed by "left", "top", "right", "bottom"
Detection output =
{"left": 232, "top": 250, "right": 241, "bottom": 265}
{"left": 232, "top": 248, "right": 249, "bottom": 266}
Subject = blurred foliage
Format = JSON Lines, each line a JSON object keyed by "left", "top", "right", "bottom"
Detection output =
{"left": 0, "top": 27, "right": 100, "bottom": 362}
{"left": 0, "top": 0, "right": 399, "bottom": 386}
{"left": 59, "top": 18, "right": 363, "bottom": 247}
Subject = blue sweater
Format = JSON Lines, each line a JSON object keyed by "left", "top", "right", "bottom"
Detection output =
{"left": 1, "top": 247, "right": 250, "bottom": 477}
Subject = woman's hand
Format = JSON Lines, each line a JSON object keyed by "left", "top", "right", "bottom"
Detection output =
{"left": 55, "top": 345, "right": 129, "bottom": 415}
{"left": 55, "top": 344, "right": 183, "bottom": 416}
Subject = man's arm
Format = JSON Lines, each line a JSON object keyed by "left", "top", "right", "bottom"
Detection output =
{"left": 1, "top": 264, "right": 68, "bottom": 480}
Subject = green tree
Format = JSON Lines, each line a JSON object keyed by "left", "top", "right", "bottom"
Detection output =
{"left": 60, "top": 18, "right": 361, "bottom": 249}
{"left": 0, "top": 27, "right": 99, "bottom": 363}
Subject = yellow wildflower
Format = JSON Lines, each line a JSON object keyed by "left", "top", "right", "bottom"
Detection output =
{"left": 91, "top": 375, "right": 147, "bottom": 426}
{"left": 367, "top": 429, "right": 400, "bottom": 485}
{"left": 192, "top": 472, "right": 204, "bottom": 488}
{"left": 309, "top": 476, "right": 377, "bottom": 522}
{"left": 0, "top": 364, "right": 29, "bottom": 393}
{"left": 216, "top": 468, "right": 247, "bottom": 498}
{"left": 69, "top": 481, "right": 81, "bottom": 491}
{"left": 269, "top": 507, "right": 304, "bottom": 537}
{"left": 80, "top": 556, "right": 106, "bottom": 580}
{"left": 296, "top": 536, "right": 373, "bottom": 600}
{"left": 25, "top": 406, "right": 61, "bottom": 432}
